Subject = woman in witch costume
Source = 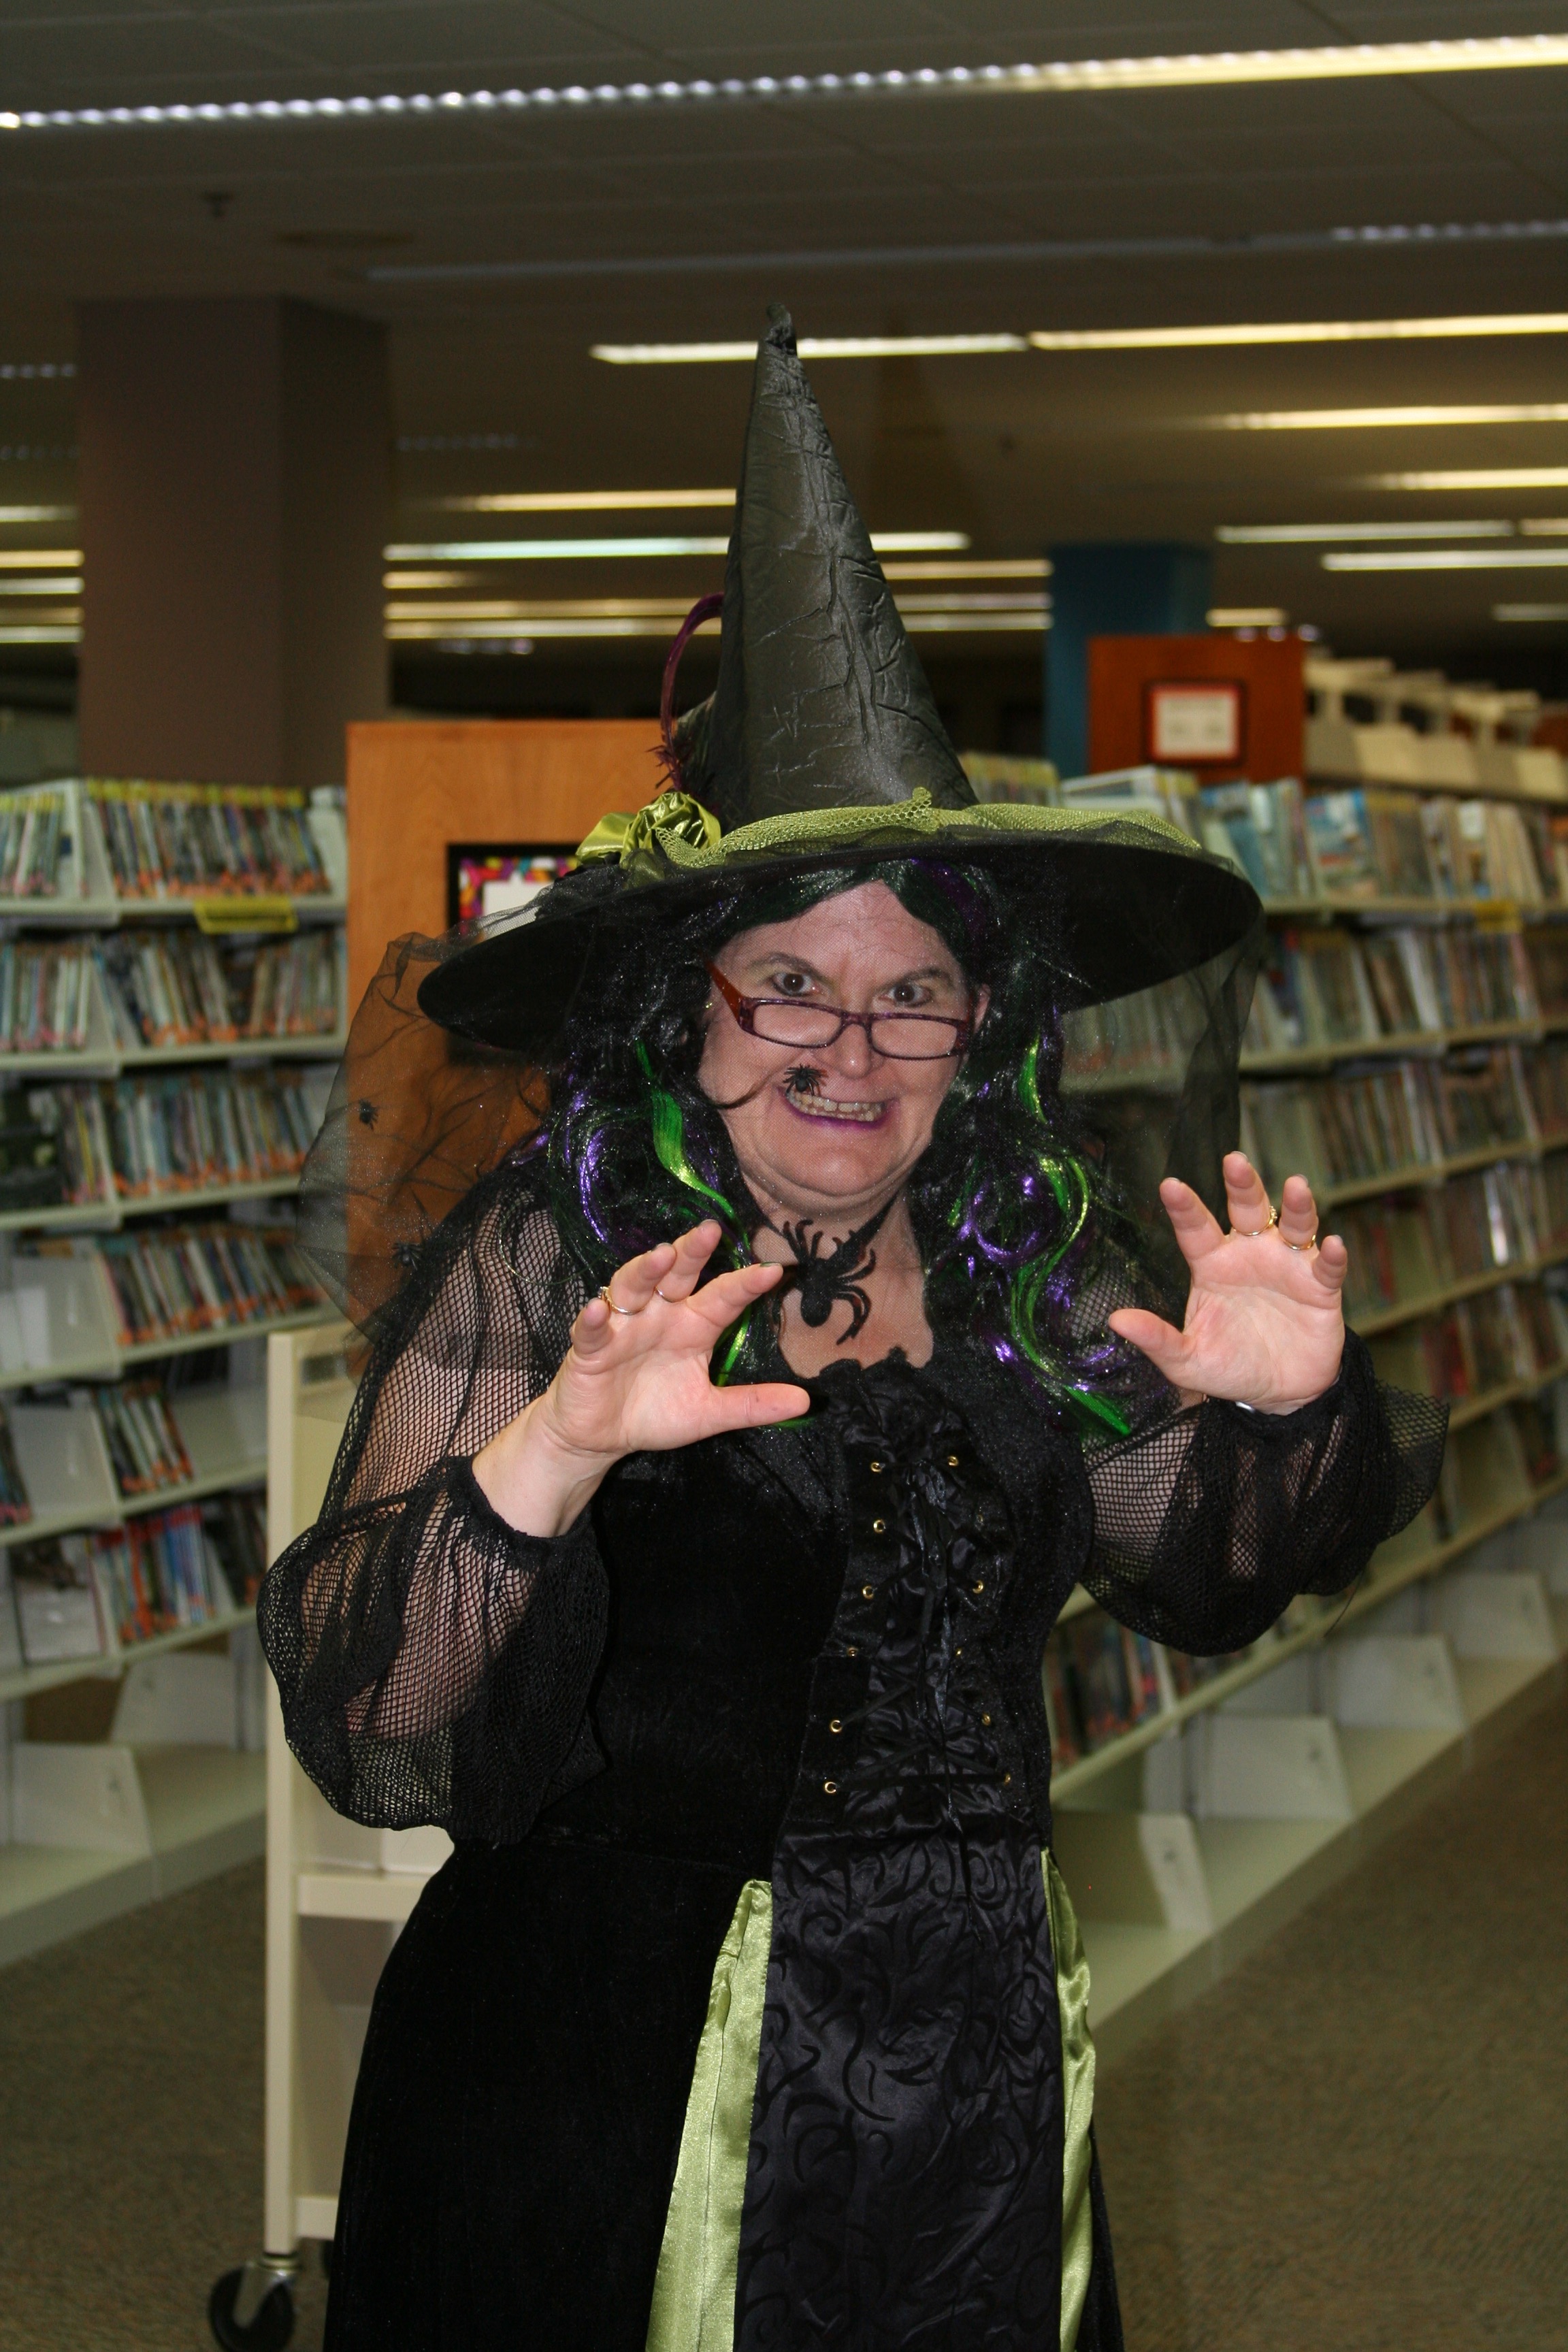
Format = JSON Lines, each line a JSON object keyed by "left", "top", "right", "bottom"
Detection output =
{"left": 261, "top": 310, "right": 1446, "bottom": 2352}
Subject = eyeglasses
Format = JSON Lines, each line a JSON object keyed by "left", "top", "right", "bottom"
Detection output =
{"left": 705, "top": 961, "right": 973, "bottom": 1061}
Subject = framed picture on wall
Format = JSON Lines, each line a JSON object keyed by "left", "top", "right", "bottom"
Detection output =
{"left": 446, "top": 843, "right": 579, "bottom": 929}
{"left": 1144, "top": 680, "right": 1245, "bottom": 766}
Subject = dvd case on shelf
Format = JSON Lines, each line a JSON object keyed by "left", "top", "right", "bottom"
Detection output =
{"left": 93, "top": 1377, "right": 195, "bottom": 1498}
{"left": 91, "top": 1220, "right": 322, "bottom": 1345}
{"left": 88, "top": 780, "right": 331, "bottom": 900}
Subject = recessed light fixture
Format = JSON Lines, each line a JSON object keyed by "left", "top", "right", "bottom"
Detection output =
{"left": 0, "top": 548, "right": 80, "bottom": 568}
{"left": 1207, "top": 608, "right": 1290, "bottom": 627}
{"left": 1216, "top": 521, "right": 1514, "bottom": 543}
{"left": 1495, "top": 603, "right": 1568, "bottom": 621}
{"left": 592, "top": 336, "right": 1027, "bottom": 364}
{"left": 7, "top": 39, "right": 1568, "bottom": 135}
{"left": 1322, "top": 548, "right": 1568, "bottom": 571}
{"left": 1033, "top": 314, "right": 1568, "bottom": 350}
{"left": 1367, "top": 468, "right": 1568, "bottom": 489}
{"left": 385, "top": 532, "right": 970, "bottom": 561}
{"left": 1210, "top": 405, "right": 1568, "bottom": 429}
{"left": 440, "top": 489, "right": 737, "bottom": 512}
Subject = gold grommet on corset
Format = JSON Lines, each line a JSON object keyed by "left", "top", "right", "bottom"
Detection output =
{"left": 872, "top": 1518, "right": 887, "bottom": 1534}
{"left": 947, "top": 1454, "right": 960, "bottom": 1467}
{"left": 823, "top": 1780, "right": 838, "bottom": 1795}
{"left": 869, "top": 1460, "right": 884, "bottom": 1473}
{"left": 828, "top": 1718, "right": 843, "bottom": 1734}
{"left": 971, "top": 1580, "right": 985, "bottom": 1595}
{"left": 862, "top": 1584, "right": 875, "bottom": 1600}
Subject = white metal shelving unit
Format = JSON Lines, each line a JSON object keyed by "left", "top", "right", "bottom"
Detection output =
{"left": 0, "top": 781, "right": 344, "bottom": 1966}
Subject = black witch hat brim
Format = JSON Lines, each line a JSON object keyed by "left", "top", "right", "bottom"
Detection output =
{"left": 417, "top": 789, "right": 1261, "bottom": 1058}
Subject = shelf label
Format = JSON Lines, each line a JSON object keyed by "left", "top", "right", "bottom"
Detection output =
{"left": 192, "top": 897, "right": 299, "bottom": 936}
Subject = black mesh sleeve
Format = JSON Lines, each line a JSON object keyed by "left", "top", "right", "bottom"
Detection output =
{"left": 257, "top": 1162, "right": 608, "bottom": 1840}
{"left": 1081, "top": 1328, "right": 1449, "bottom": 1655}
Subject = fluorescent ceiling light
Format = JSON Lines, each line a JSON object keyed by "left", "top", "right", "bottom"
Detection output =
{"left": 1208, "top": 607, "right": 1289, "bottom": 627}
{"left": 0, "top": 576, "right": 82, "bottom": 593}
{"left": 0, "top": 547, "right": 80, "bottom": 567}
{"left": 386, "top": 532, "right": 970, "bottom": 560}
{"left": 441, "top": 489, "right": 736, "bottom": 512}
{"left": 1322, "top": 548, "right": 1568, "bottom": 571}
{"left": 881, "top": 558, "right": 1049, "bottom": 580}
{"left": 1367, "top": 468, "right": 1568, "bottom": 489}
{"left": 7, "top": 39, "right": 1568, "bottom": 135}
{"left": 1217, "top": 520, "right": 1514, "bottom": 543}
{"left": 0, "top": 363, "right": 72, "bottom": 380}
{"left": 1210, "top": 404, "right": 1568, "bottom": 429}
{"left": 1521, "top": 519, "right": 1568, "bottom": 536}
{"left": 0, "top": 623, "right": 79, "bottom": 642}
{"left": 593, "top": 336, "right": 1026, "bottom": 364}
{"left": 382, "top": 570, "right": 474, "bottom": 589}
{"left": 385, "top": 590, "right": 1044, "bottom": 640}
{"left": 1033, "top": 314, "right": 1568, "bottom": 350}
{"left": 0, "top": 507, "right": 75, "bottom": 523}
{"left": 1495, "top": 603, "right": 1568, "bottom": 621}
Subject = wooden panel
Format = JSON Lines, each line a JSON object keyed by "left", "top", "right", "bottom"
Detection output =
{"left": 345, "top": 717, "right": 660, "bottom": 1007}
{"left": 1086, "top": 632, "right": 1305, "bottom": 785}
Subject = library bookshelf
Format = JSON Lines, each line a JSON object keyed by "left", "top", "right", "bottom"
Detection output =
{"left": 0, "top": 779, "right": 343, "bottom": 1967}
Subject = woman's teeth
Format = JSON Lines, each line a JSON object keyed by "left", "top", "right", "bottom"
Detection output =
{"left": 785, "top": 1084, "right": 883, "bottom": 1124}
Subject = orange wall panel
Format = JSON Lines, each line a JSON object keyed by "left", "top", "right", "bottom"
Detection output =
{"left": 1086, "top": 632, "right": 1305, "bottom": 783}
{"left": 345, "top": 717, "right": 662, "bottom": 1007}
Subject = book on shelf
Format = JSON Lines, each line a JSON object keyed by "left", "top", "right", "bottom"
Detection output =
{"left": 96, "top": 925, "right": 342, "bottom": 1049}
{"left": 92, "top": 1377, "right": 194, "bottom": 1497}
{"left": 0, "top": 938, "right": 95, "bottom": 1054}
{"left": 1525, "top": 1039, "right": 1568, "bottom": 1143}
{"left": 1042, "top": 1612, "right": 1166, "bottom": 1764}
{"left": 1525, "top": 925, "right": 1568, "bottom": 1018}
{"left": 1196, "top": 779, "right": 1315, "bottom": 900}
{"left": 92, "top": 1219, "right": 322, "bottom": 1345}
{"left": 0, "top": 1399, "right": 31, "bottom": 1524}
{"left": 88, "top": 1496, "right": 250, "bottom": 1642}
{"left": 0, "top": 781, "right": 86, "bottom": 902}
{"left": 87, "top": 780, "right": 332, "bottom": 900}
{"left": 1367, "top": 1277, "right": 1568, "bottom": 1403}
{"left": 1290, "top": 787, "right": 1552, "bottom": 907}
{"left": 14, "top": 1062, "right": 331, "bottom": 1205}
{"left": 1243, "top": 1045, "right": 1539, "bottom": 1198}
{"left": 1244, "top": 923, "right": 1538, "bottom": 1059}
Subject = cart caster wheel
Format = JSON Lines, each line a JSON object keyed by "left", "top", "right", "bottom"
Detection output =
{"left": 208, "top": 2265, "right": 295, "bottom": 2351}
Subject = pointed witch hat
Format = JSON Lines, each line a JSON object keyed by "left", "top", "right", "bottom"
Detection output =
{"left": 419, "top": 306, "right": 1258, "bottom": 1055}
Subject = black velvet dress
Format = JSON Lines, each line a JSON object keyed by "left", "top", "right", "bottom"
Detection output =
{"left": 259, "top": 1163, "right": 1445, "bottom": 2352}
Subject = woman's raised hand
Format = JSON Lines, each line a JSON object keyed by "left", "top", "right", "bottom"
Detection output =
{"left": 1106, "top": 1152, "right": 1347, "bottom": 1414}
{"left": 472, "top": 1222, "right": 809, "bottom": 1538}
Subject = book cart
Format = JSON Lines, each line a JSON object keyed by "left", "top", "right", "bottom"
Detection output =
{"left": 0, "top": 777, "right": 345, "bottom": 1971}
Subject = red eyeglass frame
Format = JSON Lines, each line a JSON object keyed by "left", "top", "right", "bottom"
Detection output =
{"left": 704, "top": 961, "right": 973, "bottom": 1060}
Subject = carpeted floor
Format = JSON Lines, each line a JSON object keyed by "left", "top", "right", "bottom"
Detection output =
{"left": 1, "top": 1692, "right": 1565, "bottom": 2351}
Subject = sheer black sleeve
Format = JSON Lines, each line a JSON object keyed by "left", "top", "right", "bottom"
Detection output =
{"left": 257, "top": 1163, "right": 608, "bottom": 1841}
{"left": 1081, "top": 1328, "right": 1448, "bottom": 1654}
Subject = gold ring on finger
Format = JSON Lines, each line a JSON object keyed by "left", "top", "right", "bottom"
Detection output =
{"left": 1285, "top": 1228, "right": 1320, "bottom": 1254}
{"left": 600, "top": 1284, "right": 643, "bottom": 1317}
{"left": 1239, "top": 1203, "right": 1279, "bottom": 1238}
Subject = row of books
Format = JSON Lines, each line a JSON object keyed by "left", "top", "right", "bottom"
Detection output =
{"left": 1368, "top": 1277, "right": 1568, "bottom": 1404}
{"left": 1245, "top": 923, "right": 1539, "bottom": 1058}
{"left": 1056, "top": 772, "right": 1568, "bottom": 909}
{"left": 4, "top": 1066, "right": 329, "bottom": 1210}
{"left": 98, "top": 926, "right": 342, "bottom": 1049}
{"left": 1, "top": 1489, "right": 266, "bottom": 1667}
{"left": 93, "top": 1220, "right": 321, "bottom": 1347}
{"left": 95, "top": 1377, "right": 193, "bottom": 1495}
{"left": 1336, "top": 1160, "right": 1568, "bottom": 1323}
{"left": 0, "top": 938, "right": 95, "bottom": 1054}
{"left": 0, "top": 784, "right": 76, "bottom": 899}
{"left": 88, "top": 781, "right": 333, "bottom": 899}
{"left": 1042, "top": 1612, "right": 1245, "bottom": 1769}
{"left": 1241, "top": 1047, "right": 1538, "bottom": 1196}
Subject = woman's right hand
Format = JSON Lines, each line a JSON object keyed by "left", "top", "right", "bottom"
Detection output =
{"left": 472, "top": 1220, "right": 808, "bottom": 1539}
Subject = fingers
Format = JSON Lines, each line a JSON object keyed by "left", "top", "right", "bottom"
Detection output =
{"left": 1107, "top": 1305, "right": 1190, "bottom": 1382}
{"left": 706, "top": 1381, "right": 813, "bottom": 1433}
{"left": 1157, "top": 1177, "right": 1226, "bottom": 1267}
{"left": 642, "top": 1219, "right": 726, "bottom": 1307}
{"left": 1275, "top": 1170, "right": 1319, "bottom": 1252}
{"left": 1313, "top": 1230, "right": 1349, "bottom": 1295}
{"left": 1222, "top": 1152, "right": 1275, "bottom": 1238}
{"left": 606, "top": 1221, "right": 723, "bottom": 1316}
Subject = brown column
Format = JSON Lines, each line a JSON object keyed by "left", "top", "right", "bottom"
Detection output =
{"left": 76, "top": 296, "right": 390, "bottom": 787}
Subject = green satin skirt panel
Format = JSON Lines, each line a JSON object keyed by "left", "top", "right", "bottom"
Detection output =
{"left": 1047, "top": 1852, "right": 1097, "bottom": 2352}
{"left": 643, "top": 1859, "right": 1097, "bottom": 2352}
{"left": 644, "top": 1878, "right": 774, "bottom": 2352}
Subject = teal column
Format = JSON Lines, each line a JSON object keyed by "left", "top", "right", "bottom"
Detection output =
{"left": 1045, "top": 543, "right": 1211, "bottom": 780}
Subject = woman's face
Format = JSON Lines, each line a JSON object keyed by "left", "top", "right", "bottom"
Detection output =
{"left": 698, "top": 879, "right": 986, "bottom": 1224}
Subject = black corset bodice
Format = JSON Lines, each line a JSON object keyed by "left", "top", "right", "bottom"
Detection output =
{"left": 529, "top": 1350, "right": 1085, "bottom": 1880}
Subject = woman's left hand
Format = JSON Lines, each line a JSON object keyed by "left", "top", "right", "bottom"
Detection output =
{"left": 1107, "top": 1152, "right": 1346, "bottom": 1414}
